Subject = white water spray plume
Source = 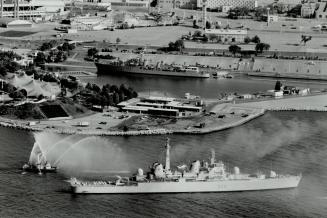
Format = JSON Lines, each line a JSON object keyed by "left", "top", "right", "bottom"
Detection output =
{"left": 30, "top": 132, "right": 130, "bottom": 176}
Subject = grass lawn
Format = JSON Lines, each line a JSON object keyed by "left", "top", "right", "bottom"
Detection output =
{"left": 0, "top": 30, "right": 36, "bottom": 38}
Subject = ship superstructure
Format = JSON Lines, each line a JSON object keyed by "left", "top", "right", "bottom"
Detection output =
{"left": 69, "top": 139, "right": 301, "bottom": 194}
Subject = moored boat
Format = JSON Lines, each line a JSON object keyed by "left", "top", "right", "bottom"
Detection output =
{"left": 95, "top": 57, "right": 210, "bottom": 78}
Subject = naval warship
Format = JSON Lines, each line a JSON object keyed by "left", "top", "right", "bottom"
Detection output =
{"left": 95, "top": 57, "right": 210, "bottom": 78}
{"left": 69, "top": 139, "right": 301, "bottom": 194}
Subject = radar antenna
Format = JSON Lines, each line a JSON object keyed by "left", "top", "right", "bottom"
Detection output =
{"left": 210, "top": 149, "right": 215, "bottom": 165}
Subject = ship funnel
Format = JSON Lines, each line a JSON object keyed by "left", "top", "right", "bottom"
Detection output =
{"left": 191, "top": 160, "right": 201, "bottom": 174}
{"left": 210, "top": 149, "right": 215, "bottom": 165}
{"left": 165, "top": 138, "right": 170, "bottom": 171}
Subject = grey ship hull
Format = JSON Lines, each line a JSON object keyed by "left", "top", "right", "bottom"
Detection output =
{"left": 95, "top": 62, "right": 210, "bottom": 78}
{"left": 71, "top": 176, "right": 301, "bottom": 194}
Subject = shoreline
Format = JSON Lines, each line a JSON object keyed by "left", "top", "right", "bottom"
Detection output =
{"left": 2, "top": 93, "right": 327, "bottom": 136}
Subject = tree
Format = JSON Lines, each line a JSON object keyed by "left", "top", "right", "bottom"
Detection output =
{"left": 202, "top": 35, "right": 208, "bottom": 42}
{"left": 228, "top": 45, "right": 241, "bottom": 56}
{"left": 174, "top": 39, "right": 184, "bottom": 52}
{"left": 55, "top": 51, "right": 66, "bottom": 62}
{"left": 192, "top": 30, "right": 202, "bottom": 38}
{"left": 116, "top": 37, "right": 121, "bottom": 44}
{"left": 168, "top": 39, "right": 184, "bottom": 52}
{"left": 275, "top": 81, "right": 282, "bottom": 91}
{"left": 252, "top": 35, "right": 261, "bottom": 44}
{"left": 62, "top": 42, "right": 70, "bottom": 51}
{"left": 113, "top": 92, "right": 120, "bottom": 105}
{"left": 255, "top": 43, "right": 270, "bottom": 53}
{"left": 9, "top": 90, "right": 25, "bottom": 99}
{"left": 85, "top": 82, "right": 93, "bottom": 90}
{"left": 34, "top": 52, "right": 46, "bottom": 66}
{"left": 150, "top": 0, "right": 157, "bottom": 7}
{"left": 87, "top": 47, "right": 98, "bottom": 57}
{"left": 193, "top": 20, "right": 198, "bottom": 28}
{"left": 209, "top": 34, "right": 218, "bottom": 42}
{"left": 92, "top": 84, "right": 101, "bottom": 93}
{"left": 244, "top": 36, "right": 251, "bottom": 44}
{"left": 68, "top": 43, "right": 75, "bottom": 50}
{"left": 205, "top": 21, "right": 211, "bottom": 29}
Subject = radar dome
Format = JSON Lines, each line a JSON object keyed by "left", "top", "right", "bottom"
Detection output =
{"left": 138, "top": 168, "right": 144, "bottom": 176}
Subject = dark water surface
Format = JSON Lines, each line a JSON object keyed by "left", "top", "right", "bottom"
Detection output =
{"left": 82, "top": 74, "right": 327, "bottom": 98}
{"left": 1, "top": 112, "right": 327, "bottom": 217}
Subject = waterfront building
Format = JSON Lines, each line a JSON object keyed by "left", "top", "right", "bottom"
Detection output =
{"left": 204, "top": 29, "right": 248, "bottom": 43}
{"left": 197, "top": 0, "right": 258, "bottom": 10}
{"left": 118, "top": 96, "right": 204, "bottom": 117}
{"left": 74, "top": 0, "right": 111, "bottom": 6}
{"left": 70, "top": 15, "right": 114, "bottom": 31}
{"left": 158, "top": 0, "right": 197, "bottom": 10}
{"left": 0, "top": 0, "right": 65, "bottom": 19}
{"left": 106, "top": 0, "right": 149, "bottom": 7}
{"left": 0, "top": 17, "right": 32, "bottom": 27}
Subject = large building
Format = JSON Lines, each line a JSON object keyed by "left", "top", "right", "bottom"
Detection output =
{"left": 118, "top": 96, "right": 204, "bottom": 117}
{"left": 0, "top": 0, "right": 65, "bottom": 19}
{"left": 197, "top": 0, "right": 258, "bottom": 10}
{"left": 158, "top": 0, "right": 197, "bottom": 10}
{"left": 102, "top": 0, "right": 149, "bottom": 7}
{"left": 204, "top": 29, "right": 248, "bottom": 43}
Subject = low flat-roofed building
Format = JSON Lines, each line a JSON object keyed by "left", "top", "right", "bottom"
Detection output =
{"left": 148, "top": 108, "right": 179, "bottom": 117}
{"left": 120, "top": 96, "right": 204, "bottom": 117}
{"left": 136, "top": 102, "right": 164, "bottom": 108}
{"left": 123, "top": 105, "right": 150, "bottom": 113}
{"left": 0, "top": 0, "right": 65, "bottom": 19}
{"left": 204, "top": 29, "right": 247, "bottom": 43}
{"left": 0, "top": 18, "right": 32, "bottom": 28}
{"left": 197, "top": 0, "right": 258, "bottom": 9}
{"left": 107, "top": 0, "right": 149, "bottom": 7}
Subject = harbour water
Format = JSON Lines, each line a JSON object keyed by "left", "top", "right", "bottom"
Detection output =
{"left": 1, "top": 75, "right": 327, "bottom": 217}
{"left": 1, "top": 111, "right": 327, "bottom": 217}
{"left": 83, "top": 74, "right": 327, "bottom": 98}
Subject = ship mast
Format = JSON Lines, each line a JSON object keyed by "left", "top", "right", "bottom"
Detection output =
{"left": 165, "top": 138, "right": 170, "bottom": 171}
{"left": 210, "top": 149, "right": 215, "bottom": 165}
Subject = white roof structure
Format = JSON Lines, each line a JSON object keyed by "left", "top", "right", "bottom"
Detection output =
{"left": 205, "top": 29, "right": 248, "bottom": 35}
{"left": 0, "top": 18, "right": 32, "bottom": 28}
{"left": 8, "top": 74, "right": 60, "bottom": 97}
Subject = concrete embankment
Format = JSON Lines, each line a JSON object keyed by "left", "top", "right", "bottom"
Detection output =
{"left": 0, "top": 119, "right": 172, "bottom": 136}
{"left": 238, "top": 94, "right": 327, "bottom": 112}
{"left": 174, "top": 109, "right": 265, "bottom": 134}
{"left": 2, "top": 94, "right": 327, "bottom": 136}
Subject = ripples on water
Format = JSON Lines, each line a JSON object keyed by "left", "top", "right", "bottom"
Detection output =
{"left": 0, "top": 112, "right": 327, "bottom": 217}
